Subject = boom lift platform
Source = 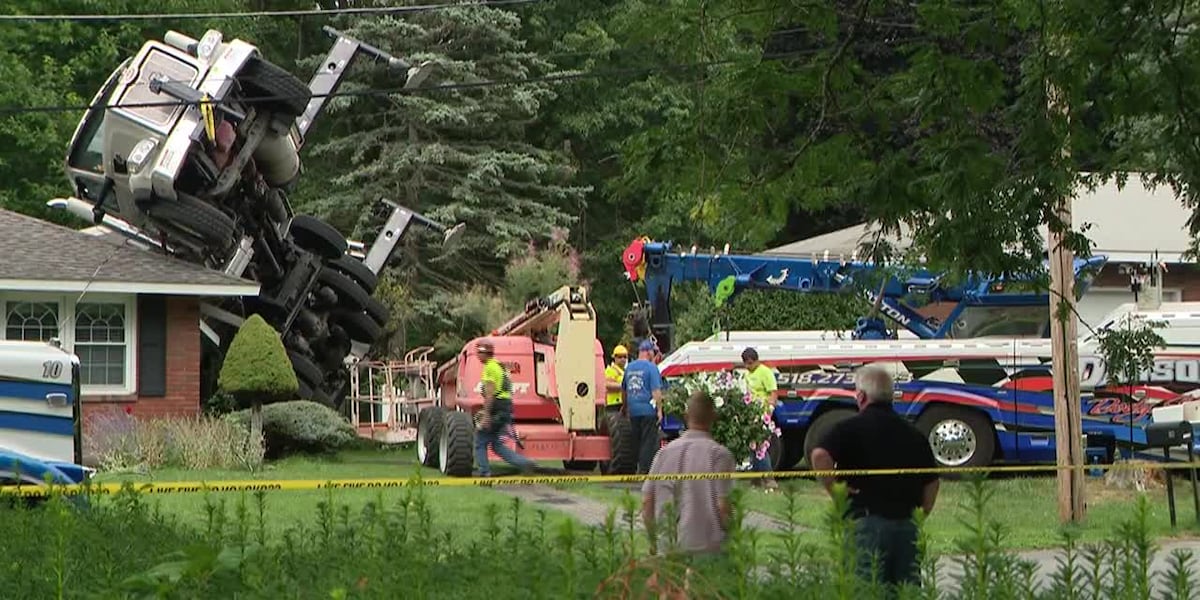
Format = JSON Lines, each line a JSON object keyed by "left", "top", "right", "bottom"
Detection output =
{"left": 347, "top": 346, "right": 439, "bottom": 443}
{"left": 622, "top": 238, "right": 1108, "bottom": 352}
{"left": 417, "top": 286, "right": 635, "bottom": 476}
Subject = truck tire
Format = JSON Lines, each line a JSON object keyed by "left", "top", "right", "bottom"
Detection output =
{"left": 318, "top": 268, "right": 370, "bottom": 311}
{"left": 564, "top": 460, "right": 598, "bottom": 472}
{"left": 439, "top": 411, "right": 474, "bottom": 477}
{"left": 287, "top": 351, "right": 325, "bottom": 400}
{"left": 298, "top": 379, "right": 332, "bottom": 407}
{"left": 802, "top": 408, "right": 856, "bottom": 467}
{"left": 364, "top": 296, "right": 389, "bottom": 327}
{"left": 235, "top": 56, "right": 312, "bottom": 117}
{"left": 915, "top": 405, "right": 995, "bottom": 470}
{"left": 417, "top": 406, "right": 445, "bottom": 468}
{"left": 330, "top": 255, "right": 378, "bottom": 294}
{"left": 331, "top": 309, "right": 383, "bottom": 344}
{"left": 142, "top": 193, "right": 236, "bottom": 252}
{"left": 289, "top": 215, "right": 347, "bottom": 260}
{"left": 777, "top": 429, "right": 806, "bottom": 470}
{"left": 605, "top": 413, "right": 636, "bottom": 475}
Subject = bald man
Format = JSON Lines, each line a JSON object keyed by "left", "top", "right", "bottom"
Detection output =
{"left": 641, "top": 390, "right": 735, "bottom": 557}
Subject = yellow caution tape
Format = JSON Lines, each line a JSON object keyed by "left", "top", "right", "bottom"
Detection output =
{"left": 3, "top": 460, "right": 1199, "bottom": 497}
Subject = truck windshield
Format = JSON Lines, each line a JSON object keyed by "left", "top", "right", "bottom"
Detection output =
{"left": 66, "top": 60, "right": 129, "bottom": 174}
{"left": 951, "top": 305, "right": 1050, "bottom": 338}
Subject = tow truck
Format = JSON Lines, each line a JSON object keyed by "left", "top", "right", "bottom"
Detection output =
{"left": 621, "top": 238, "right": 1108, "bottom": 352}
{"left": 53, "top": 27, "right": 463, "bottom": 408}
{"left": 415, "top": 286, "right": 636, "bottom": 476}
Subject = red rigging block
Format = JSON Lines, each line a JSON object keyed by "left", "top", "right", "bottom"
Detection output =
{"left": 621, "top": 238, "right": 646, "bottom": 282}
{"left": 439, "top": 336, "right": 608, "bottom": 418}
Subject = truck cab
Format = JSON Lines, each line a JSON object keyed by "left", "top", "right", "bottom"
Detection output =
{"left": 0, "top": 340, "right": 89, "bottom": 486}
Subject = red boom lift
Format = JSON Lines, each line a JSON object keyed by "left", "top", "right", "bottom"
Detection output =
{"left": 415, "top": 286, "right": 637, "bottom": 476}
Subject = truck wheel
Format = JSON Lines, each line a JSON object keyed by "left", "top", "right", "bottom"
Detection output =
{"left": 235, "top": 56, "right": 312, "bottom": 117}
{"left": 417, "top": 406, "right": 445, "bottom": 468}
{"left": 289, "top": 215, "right": 347, "bottom": 260}
{"left": 803, "top": 408, "right": 856, "bottom": 467}
{"left": 287, "top": 351, "right": 325, "bottom": 399}
{"left": 604, "top": 413, "right": 636, "bottom": 475}
{"left": 439, "top": 411, "right": 475, "bottom": 477}
{"left": 298, "top": 380, "right": 332, "bottom": 407}
{"left": 331, "top": 310, "right": 383, "bottom": 344}
{"left": 330, "top": 255, "right": 378, "bottom": 294}
{"left": 142, "top": 193, "right": 236, "bottom": 252}
{"left": 915, "top": 405, "right": 995, "bottom": 469}
{"left": 777, "top": 429, "right": 806, "bottom": 470}
{"left": 364, "top": 297, "right": 389, "bottom": 327}
{"left": 318, "top": 268, "right": 370, "bottom": 311}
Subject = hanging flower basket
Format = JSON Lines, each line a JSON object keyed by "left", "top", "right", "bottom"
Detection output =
{"left": 662, "top": 370, "right": 782, "bottom": 466}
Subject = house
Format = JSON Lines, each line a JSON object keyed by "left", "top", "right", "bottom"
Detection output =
{"left": 0, "top": 209, "right": 258, "bottom": 428}
{"left": 765, "top": 176, "right": 1200, "bottom": 329}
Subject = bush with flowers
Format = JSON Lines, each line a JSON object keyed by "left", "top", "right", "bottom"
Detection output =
{"left": 661, "top": 369, "right": 783, "bottom": 465}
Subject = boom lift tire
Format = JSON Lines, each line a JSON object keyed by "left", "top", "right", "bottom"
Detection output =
{"left": 288, "top": 215, "right": 347, "bottom": 260}
{"left": 604, "top": 413, "right": 636, "bottom": 475}
{"left": 142, "top": 193, "right": 236, "bottom": 251}
{"left": 563, "top": 461, "right": 598, "bottom": 472}
{"left": 439, "top": 410, "right": 475, "bottom": 477}
{"left": 417, "top": 406, "right": 445, "bottom": 467}
{"left": 234, "top": 56, "right": 312, "bottom": 117}
{"left": 802, "top": 408, "right": 856, "bottom": 468}
{"left": 329, "top": 255, "right": 379, "bottom": 294}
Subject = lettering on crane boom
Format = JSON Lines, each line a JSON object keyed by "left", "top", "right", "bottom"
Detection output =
{"left": 1080, "top": 357, "right": 1200, "bottom": 386}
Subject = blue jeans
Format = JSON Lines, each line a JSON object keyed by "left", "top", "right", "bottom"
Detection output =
{"left": 475, "top": 426, "right": 533, "bottom": 476}
{"left": 751, "top": 455, "right": 772, "bottom": 473}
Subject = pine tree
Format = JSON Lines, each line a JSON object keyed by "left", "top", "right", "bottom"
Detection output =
{"left": 297, "top": 3, "right": 588, "bottom": 257}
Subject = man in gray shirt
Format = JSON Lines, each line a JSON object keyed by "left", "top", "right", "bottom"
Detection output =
{"left": 641, "top": 390, "right": 735, "bottom": 556}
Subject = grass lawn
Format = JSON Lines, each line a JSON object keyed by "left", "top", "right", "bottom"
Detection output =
{"left": 557, "top": 473, "right": 1200, "bottom": 555}
{"left": 93, "top": 447, "right": 1200, "bottom": 556}
{"left": 92, "top": 445, "right": 580, "bottom": 539}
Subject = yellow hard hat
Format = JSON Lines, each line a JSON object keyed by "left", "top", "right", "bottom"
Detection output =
{"left": 612, "top": 344, "right": 629, "bottom": 357}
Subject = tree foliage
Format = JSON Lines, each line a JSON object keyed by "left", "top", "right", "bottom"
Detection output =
{"left": 218, "top": 314, "right": 299, "bottom": 404}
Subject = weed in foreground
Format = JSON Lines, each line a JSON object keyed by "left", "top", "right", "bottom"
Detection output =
{"left": 1, "top": 476, "right": 1197, "bottom": 599}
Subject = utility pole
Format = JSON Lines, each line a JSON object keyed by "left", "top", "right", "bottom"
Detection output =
{"left": 1046, "top": 73, "right": 1086, "bottom": 523}
{"left": 1048, "top": 201, "right": 1086, "bottom": 523}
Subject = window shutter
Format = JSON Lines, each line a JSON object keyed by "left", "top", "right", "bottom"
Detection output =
{"left": 137, "top": 295, "right": 167, "bottom": 397}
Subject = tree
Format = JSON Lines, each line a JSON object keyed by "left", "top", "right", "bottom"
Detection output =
{"left": 218, "top": 314, "right": 300, "bottom": 446}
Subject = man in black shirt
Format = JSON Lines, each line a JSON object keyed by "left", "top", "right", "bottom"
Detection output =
{"left": 809, "top": 365, "right": 941, "bottom": 592}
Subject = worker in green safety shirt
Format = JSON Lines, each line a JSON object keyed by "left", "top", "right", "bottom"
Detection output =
{"left": 743, "top": 347, "right": 779, "bottom": 491}
{"left": 605, "top": 344, "right": 629, "bottom": 414}
{"left": 475, "top": 340, "right": 535, "bottom": 477}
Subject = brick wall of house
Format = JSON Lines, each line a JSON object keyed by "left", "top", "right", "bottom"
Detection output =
{"left": 81, "top": 296, "right": 201, "bottom": 435}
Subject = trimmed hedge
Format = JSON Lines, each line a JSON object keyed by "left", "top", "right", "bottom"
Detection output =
{"left": 225, "top": 400, "right": 357, "bottom": 459}
{"left": 218, "top": 314, "right": 299, "bottom": 404}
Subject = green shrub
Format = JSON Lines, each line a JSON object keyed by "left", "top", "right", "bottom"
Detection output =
{"left": 218, "top": 314, "right": 299, "bottom": 406}
{"left": 225, "top": 400, "right": 357, "bottom": 458}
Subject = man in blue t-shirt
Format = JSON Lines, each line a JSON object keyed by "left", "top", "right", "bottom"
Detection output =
{"left": 622, "top": 339, "right": 664, "bottom": 474}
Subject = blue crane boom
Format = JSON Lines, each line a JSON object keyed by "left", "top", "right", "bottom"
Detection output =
{"left": 620, "top": 238, "right": 1109, "bottom": 352}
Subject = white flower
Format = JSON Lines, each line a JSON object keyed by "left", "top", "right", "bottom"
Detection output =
{"left": 714, "top": 396, "right": 725, "bottom": 408}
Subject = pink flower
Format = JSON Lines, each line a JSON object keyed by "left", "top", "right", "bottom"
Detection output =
{"left": 760, "top": 439, "right": 771, "bottom": 452}
{"left": 761, "top": 413, "right": 772, "bottom": 424}
{"left": 743, "top": 394, "right": 753, "bottom": 405}
{"left": 749, "top": 441, "right": 757, "bottom": 451}
{"left": 755, "top": 449, "right": 767, "bottom": 461}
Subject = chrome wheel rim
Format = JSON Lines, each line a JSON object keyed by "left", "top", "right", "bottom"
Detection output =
{"left": 928, "top": 419, "right": 976, "bottom": 466}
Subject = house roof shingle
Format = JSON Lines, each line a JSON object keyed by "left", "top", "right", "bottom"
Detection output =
{"left": 0, "top": 209, "right": 259, "bottom": 296}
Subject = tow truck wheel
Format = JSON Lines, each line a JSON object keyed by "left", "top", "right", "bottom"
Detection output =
{"left": 802, "top": 408, "right": 856, "bottom": 468}
{"left": 604, "top": 413, "right": 636, "bottom": 475}
{"left": 289, "top": 215, "right": 347, "bottom": 260}
{"left": 417, "top": 406, "right": 445, "bottom": 467}
{"left": 439, "top": 411, "right": 475, "bottom": 477}
{"left": 777, "top": 428, "right": 806, "bottom": 470}
{"left": 916, "top": 406, "right": 995, "bottom": 470}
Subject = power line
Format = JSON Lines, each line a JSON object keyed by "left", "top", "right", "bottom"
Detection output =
{"left": 0, "top": 49, "right": 821, "bottom": 117}
{"left": 0, "top": 0, "right": 542, "bottom": 22}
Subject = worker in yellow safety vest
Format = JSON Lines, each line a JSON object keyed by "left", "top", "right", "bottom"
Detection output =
{"left": 605, "top": 345, "right": 629, "bottom": 414}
